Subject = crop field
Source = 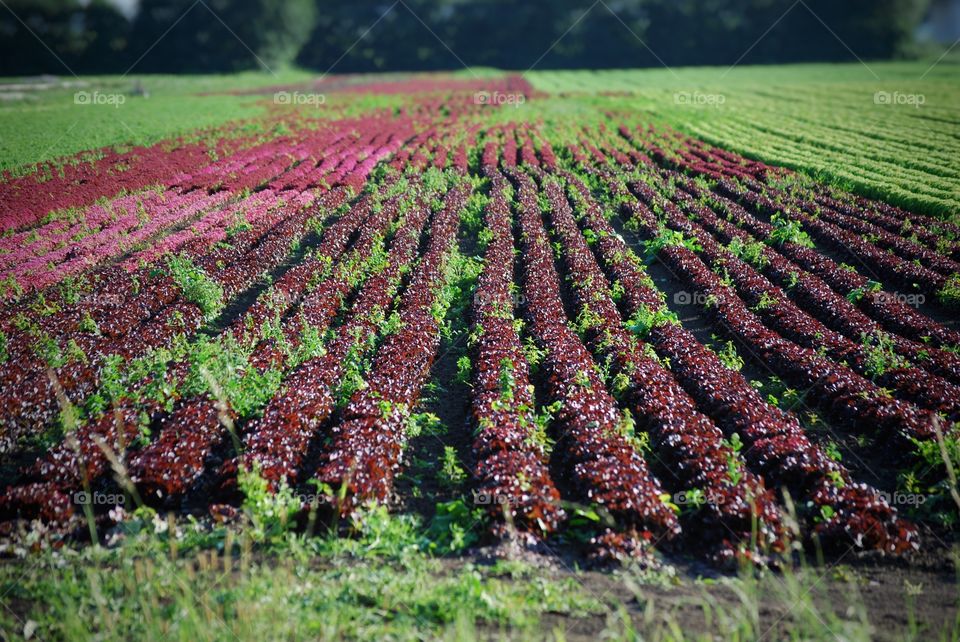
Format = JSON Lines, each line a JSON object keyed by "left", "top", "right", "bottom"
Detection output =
{"left": 532, "top": 63, "right": 960, "bottom": 217}
{"left": 0, "top": 64, "right": 959, "bottom": 640}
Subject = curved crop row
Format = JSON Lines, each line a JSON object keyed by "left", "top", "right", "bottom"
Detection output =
{"left": 669, "top": 174, "right": 960, "bottom": 384}
{"left": 614, "top": 178, "right": 940, "bottom": 443}
{"left": 506, "top": 167, "right": 680, "bottom": 561}
{"left": 0, "top": 133, "right": 408, "bottom": 441}
{"left": 628, "top": 178, "right": 960, "bottom": 419}
{"left": 230, "top": 186, "right": 434, "bottom": 491}
{"left": 245, "top": 192, "right": 404, "bottom": 372}
{"left": 811, "top": 193, "right": 960, "bottom": 262}
{"left": 618, "top": 126, "right": 960, "bottom": 348}
{"left": 678, "top": 134, "right": 960, "bottom": 261}
{"left": 467, "top": 167, "right": 565, "bottom": 539}
{"left": 798, "top": 200, "right": 960, "bottom": 278}
{"left": 313, "top": 179, "right": 471, "bottom": 514}
{"left": 0, "top": 188, "right": 328, "bottom": 436}
{"left": 562, "top": 169, "right": 917, "bottom": 554}
{"left": 0, "top": 177, "right": 406, "bottom": 519}
{"left": 127, "top": 186, "right": 412, "bottom": 502}
{"left": 540, "top": 174, "right": 784, "bottom": 565}
{"left": 709, "top": 181, "right": 960, "bottom": 349}
{"left": 713, "top": 179, "right": 949, "bottom": 301}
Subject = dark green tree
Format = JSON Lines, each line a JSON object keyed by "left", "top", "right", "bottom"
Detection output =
{"left": 0, "top": 0, "right": 935, "bottom": 74}
{"left": 130, "top": 0, "right": 316, "bottom": 72}
{"left": 0, "top": 0, "right": 131, "bottom": 75}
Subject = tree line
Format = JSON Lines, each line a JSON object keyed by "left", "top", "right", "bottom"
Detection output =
{"left": 0, "top": 0, "right": 932, "bottom": 76}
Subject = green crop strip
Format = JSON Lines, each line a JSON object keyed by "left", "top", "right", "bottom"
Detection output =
{"left": 527, "top": 62, "right": 960, "bottom": 219}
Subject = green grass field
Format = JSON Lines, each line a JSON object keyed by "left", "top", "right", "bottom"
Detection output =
{"left": 0, "top": 70, "right": 315, "bottom": 174}
{"left": 4, "top": 502, "right": 940, "bottom": 641}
